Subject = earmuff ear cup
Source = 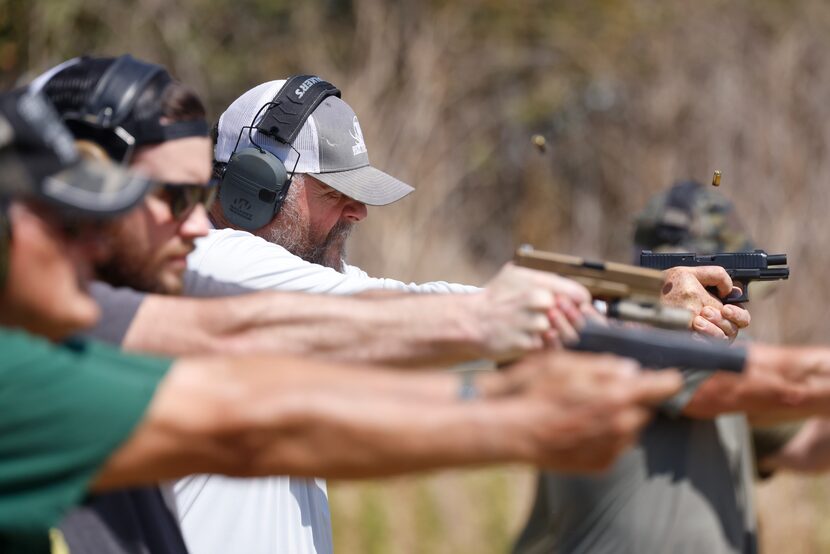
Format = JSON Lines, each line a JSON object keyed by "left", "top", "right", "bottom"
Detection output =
{"left": 220, "top": 148, "right": 289, "bottom": 230}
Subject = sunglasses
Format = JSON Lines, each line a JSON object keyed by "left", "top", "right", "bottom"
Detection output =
{"left": 154, "top": 180, "right": 218, "bottom": 220}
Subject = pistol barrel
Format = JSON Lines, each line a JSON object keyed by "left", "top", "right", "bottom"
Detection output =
{"left": 766, "top": 254, "right": 787, "bottom": 266}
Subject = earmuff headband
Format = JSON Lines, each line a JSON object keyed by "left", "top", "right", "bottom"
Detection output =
{"left": 219, "top": 75, "right": 341, "bottom": 231}
{"left": 256, "top": 75, "right": 341, "bottom": 145}
{"left": 59, "top": 55, "right": 207, "bottom": 157}
{"left": 83, "top": 55, "right": 168, "bottom": 128}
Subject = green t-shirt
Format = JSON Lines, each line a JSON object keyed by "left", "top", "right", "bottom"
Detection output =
{"left": 0, "top": 329, "right": 172, "bottom": 553}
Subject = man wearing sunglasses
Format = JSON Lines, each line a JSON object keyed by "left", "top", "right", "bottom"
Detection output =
{"left": 38, "top": 56, "right": 215, "bottom": 297}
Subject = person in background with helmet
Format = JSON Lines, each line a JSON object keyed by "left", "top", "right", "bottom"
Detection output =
{"left": 514, "top": 180, "right": 787, "bottom": 554}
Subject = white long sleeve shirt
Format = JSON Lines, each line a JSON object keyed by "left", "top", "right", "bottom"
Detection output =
{"left": 185, "top": 228, "right": 478, "bottom": 296}
{"left": 169, "top": 227, "right": 478, "bottom": 554}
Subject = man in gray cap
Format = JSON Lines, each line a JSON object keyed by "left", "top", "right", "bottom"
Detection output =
{"left": 193, "top": 78, "right": 465, "bottom": 292}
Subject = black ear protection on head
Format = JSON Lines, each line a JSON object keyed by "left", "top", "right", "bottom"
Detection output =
{"left": 60, "top": 55, "right": 209, "bottom": 163}
{"left": 219, "top": 75, "right": 340, "bottom": 230}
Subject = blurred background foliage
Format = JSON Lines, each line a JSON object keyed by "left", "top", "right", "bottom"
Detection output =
{"left": 4, "top": 0, "right": 830, "bottom": 551}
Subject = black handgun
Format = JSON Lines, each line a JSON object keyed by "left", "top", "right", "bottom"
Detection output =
{"left": 571, "top": 321, "right": 746, "bottom": 413}
{"left": 639, "top": 249, "right": 789, "bottom": 304}
{"left": 571, "top": 321, "right": 746, "bottom": 373}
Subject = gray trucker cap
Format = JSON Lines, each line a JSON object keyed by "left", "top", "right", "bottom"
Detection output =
{"left": 215, "top": 79, "right": 414, "bottom": 206}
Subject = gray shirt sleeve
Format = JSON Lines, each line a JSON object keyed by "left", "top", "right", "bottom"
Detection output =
{"left": 86, "top": 274, "right": 255, "bottom": 346}
{"left": 182, "top": 270, "right": 253, "bottom": 298}
{"left": 84, "top": 281, "right": 147, "bottom": 346}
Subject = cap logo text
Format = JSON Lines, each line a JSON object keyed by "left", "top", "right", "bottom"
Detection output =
{"left": 349, "top": 116, "right": 367, "bottom": 156}
{"left": 294, "top": 76, "right": 323, "bottom": 99}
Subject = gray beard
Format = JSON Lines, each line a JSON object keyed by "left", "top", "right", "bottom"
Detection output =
{"left": 259, "top": 197, "right": 353, "bottom": 273}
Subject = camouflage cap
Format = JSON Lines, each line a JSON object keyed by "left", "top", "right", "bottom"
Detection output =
{"left": 633, "top": 180, "right": 754, "bottom": 256}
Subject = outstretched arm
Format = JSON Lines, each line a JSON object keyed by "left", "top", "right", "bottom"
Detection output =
{"left": 93, "top": 350, "right": 681, "bottom": 489}
{"left": 683, "top": 343, "right": 830, "bottom": 421}
{"left": 121, "top": 263, "right": 591, "bottom": 367}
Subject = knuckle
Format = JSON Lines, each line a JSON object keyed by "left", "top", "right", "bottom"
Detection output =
{"left": 527, "top": 289, "right": 555, "bottom": 309}
{"left": 529, "top": 313, "right": 551, "bottom": 332}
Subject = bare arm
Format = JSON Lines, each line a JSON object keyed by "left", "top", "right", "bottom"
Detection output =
{"left": 92, "top": 351, "right": 681, "bottom": 489}
{"left": 122, "top": 263, "right": 592, "bottom": 367}
{"left": 683, "top": 343, "right": 830, "bottom": 421}
{"left": 124, "top": 291, "right": 485, "bottom": 366}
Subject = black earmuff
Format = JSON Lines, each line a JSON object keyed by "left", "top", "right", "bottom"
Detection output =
{"left": 61, "top": 56, "right": 166, "bottom": 162}
{"left": 220, "top": 148, "right": 289, "bottom": 230}
{"left": 219, "top": 75, "right": 340, "bottom": 231}
{"left": 59, "top": 55, "right": 208, "bottom": 162}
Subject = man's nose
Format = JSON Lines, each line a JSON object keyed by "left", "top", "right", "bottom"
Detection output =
{"left": 342, "top": 199, "right": 367, "bottom": 223}
{"left": 179, "top": 204, "right": 211, "bottom": 239}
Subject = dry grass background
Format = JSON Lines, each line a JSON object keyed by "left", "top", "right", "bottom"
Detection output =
{"left": 6, "top": 0, "right": 830, "bottom": 550}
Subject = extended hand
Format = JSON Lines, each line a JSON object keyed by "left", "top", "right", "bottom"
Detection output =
{"left": 478, "top": 263, "right": 592, "bottom": 360}
{"left": 661, "top": 266, "right": 750, "bottom": 342}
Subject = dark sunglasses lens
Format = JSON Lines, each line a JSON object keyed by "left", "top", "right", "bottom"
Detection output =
{"left": 162, "top": 184, "right": 217, "bottom": 219}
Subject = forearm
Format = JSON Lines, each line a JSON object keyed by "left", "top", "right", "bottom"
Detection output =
{"left": 242, "top": 391, "right": 533, "bottom": 479}
{"left": 93, "top": 356, "right": 523, "bottom": 489}
{"left": 684, "top": 343, "right": 830, "bottom": 421}
{"left": 124, "top": 291, "right": 490, "bottom": 367}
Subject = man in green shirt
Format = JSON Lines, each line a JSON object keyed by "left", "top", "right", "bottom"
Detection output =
{"left": 0, "top": 87, "right": 166, "bottom": 551}
{"left": 0, "top": 88, "right": 685, "bottom": 553}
